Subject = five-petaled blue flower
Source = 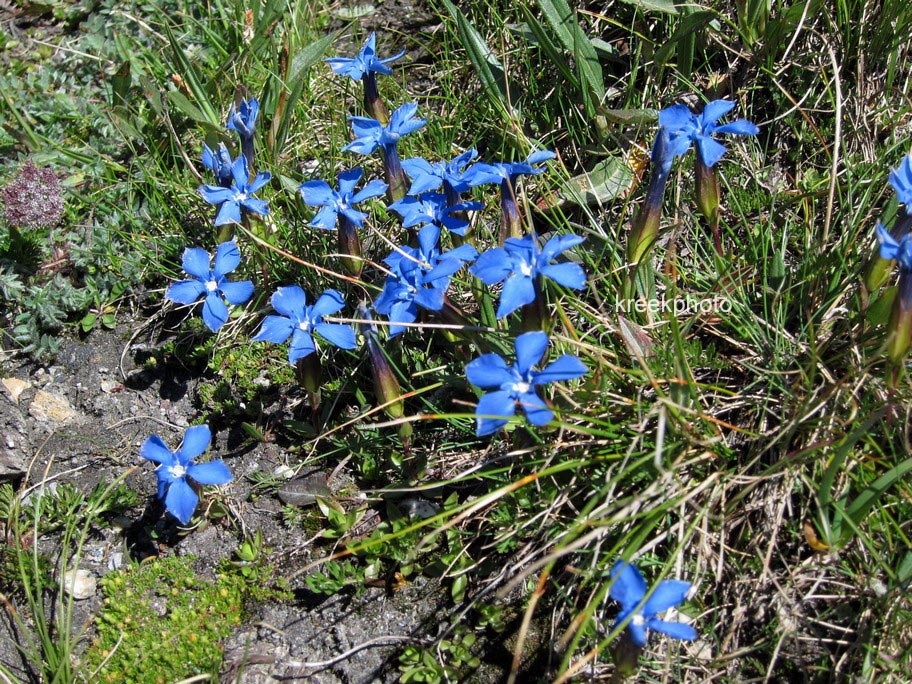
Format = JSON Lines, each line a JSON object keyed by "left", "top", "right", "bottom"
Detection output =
{"left": 325, "top": 32, "right": 405, "bottom": 81}
{"left": 469, "top": 150, "right": 556, "bottom": 189}
{"left": 140, "top": 424, "right": 233, "bottom": 525}
{"left": 253, "top": 286, "right": 357, "bottom": 364}
{"left": 343, "top": 102, "right": 426, "bottom": 156}
{"left": 198, "top": 155, "right": 271, "bottom": 226}
{"left": 166, "top": 241, "right": 254, "bottom": 332}
{"left": 374, "top": 224, "right": 477, "bottom": 336}
{"left": 609, "top": 560, "right": 697, "bottom": 648}
{"left": 465, "top": 330, "right": 587, "bottom": 436}
{"left": 661, "top": 100, "right": 758, "bottom": 168}
{"left": 202, "top": 142, "right": 234, "bottom": 187}
{"left": 401, "top": 149, "right": 478, "bottom": 197}
{"left": 299, "top": 168, "right": 388, "bottom": 231}
{"left": 471, "top": 233, "right": 586, "bottom": 318}
{"left": 227, "top": 97, "right": 259, "bottom": 142}
{"left": 388, "top": 193, "right": 482, "bottom": 237}
{"left": 889, "top": 155, "right": 912, "bottom": 210}
{"left": 877, "top": 223, "right": 912, "bottom": 272}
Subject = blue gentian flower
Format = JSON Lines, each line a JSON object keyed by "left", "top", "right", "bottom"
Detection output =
{"left": 664, "top": 100, "right": 758, "bottom": 168}
{"left": 166, "top": 241, "right": 254, "bottom": 332}
{"left": 299, "top": 168, "right": 388, "bottom": 231}
{"left": 344, "top": 103, "right": 426, "bottom": 200}
{"left": 202, "top": 142, "right": 234, "bottom": 187}
{"left": 471, "top": 233, "right": 586, "bottom": 318}
{"left": 253, "top": 286, "right": 357, "bottom": 364}
{"left": 465, "top": 330, "right": 587, "bottom": 436}
{"left": 401, "top": 149, "right": 478, "bottom": 199}
{"left": 609, "top": 560, "right": 697, "bottom": 648}
{"left": 325, "top": 32, "right": 405, "bottom": 81}
{"left": 374, "top": 224, "right": 477, "bottom": 336}
{"left": 469, "top": 150, "right": 556, "bottom": 241}
{"left": 326, "top": 33, "right": 405, "bottom": 124}
{"left": 198, "top": 155, "right": 271, "bottom": 226}
{"left": 877, "top": 222, "right": 912, "bottom": 271}
{"left": 227, "top": 97, "right": 259, "bottom": 141}
{"left": 344, "top": 102, "right": 426, "bottom": 155}
{"left": 140, "top": 424, "right": 232, "bottom": 525}
{"left": 388, "top": 193, "right": 482, "bottom": 237}
{"left": 889, "top": 155, "right": 912, "bottom": 210}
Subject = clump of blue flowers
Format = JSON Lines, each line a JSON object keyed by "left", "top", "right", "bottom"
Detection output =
{"left": 465, "top": 331, "right": 587, "bottom": 436}
{"left": 198, "top": 155, "right": 270, "bottom": 228}
{"left": 227, "top": 96, "right": 259, "bottom": 168}
{"left": 165, "top": 241, "right": 254, "bottom": 332}
{"left": 140, "top": 425, "right": 232, "bottom": 525}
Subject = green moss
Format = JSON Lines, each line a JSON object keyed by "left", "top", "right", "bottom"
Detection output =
{"left": 81, "top": 556, "right": 245, "bottom": 684}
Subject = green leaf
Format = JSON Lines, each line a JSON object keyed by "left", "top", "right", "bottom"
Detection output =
{"left": 616, "top": 0, "right": 680, "bottom": 14}
{"left": 654, "top": 10, "right": 718, "bottom": 66}
{"left": 440, "top": 0, "right": 518, "bottom": 118}
{"left": 559, "top": 156, "right": 633, "bottom": 206}
{"left": 162, "top": 22, "right": 220, "bottom": 127}
{"left": 843, "top": 455, "right": 912, "bottom": 535}
{"left": 80, "top": 313, "right": 97, "bottom": 333}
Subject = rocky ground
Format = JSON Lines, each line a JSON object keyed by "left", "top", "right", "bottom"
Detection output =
{"left": 0, "top": 318, "right": 506, "bottom": 683}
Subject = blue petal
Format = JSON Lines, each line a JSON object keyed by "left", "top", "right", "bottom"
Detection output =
{"left": 220, "top": 280, "right": 254, "bottom": 305}
{"left": 288, "top": 328, "right": 317, "bottom": 363}
{"left": 166, "top": 279, "right": 206, "bottom": 305}
{"left": 533, "top": 355, "right": 587, "bottom": 385}
{"left": 609, "top": 561, "right": 647, "bottom": 609}
{"left": 198, "top": 185, "right": 234, "bottom": 205}
{"left": 140, "top": 435, "right": 175, "bottom": 466}
{"left": 182, "top": 247, "right": 211, "bottom": 278}
{"left": 337, "top": 168, "right": 363, "bottom": 197}
{"left": 230, "top": 156, "right": 249, "bottom": 187}
{"left": 514, "top": 331, "right": 549, "bottom": 375}
{"left": 540, "top": 234, "right": 584, "bottom": 262}
{"left": 696, "top": 137, "right": 728, "bottom": 168}
{"left": 202, "top": 292, "right": 229, "bottom": 331}
{"left": 700, "top": 99, "right": 736, "bottom": 125}
{"left": 471, "top": 248, "right": 513, "bottom": 284}
{"left": 413, "top": 286, "right": 446, "bottom": 311}
{"left": 241, "top": 198, "right": 269, "bottom": 217}
{"left": 311, "top": 289, "right": 346, "bottom": 318}
{"left": 311, "top": 205, "right": 340, "bottom": 231}
{"left": 213, "top": 241, "right": 241, "bottom": 277}
{"left": 164, "top": 478, "right": 198, "bottom": 525}
{"left": 642, "top": 579, "right": 691, "bottom": 616}
{"left": 658, "top": 104, "right": 694, "bottom": 132}
{"left": 188, "top": 459, "right": 233, "bottom": 486}
{"left": 252, "top": 315, "right": 294, "bottom": 344}
{"left": 465, "top": 353, "right": 513, "bottom": 389}
{"left": 877, "top": 223, "right": 900, "bottom": 260}
{"left": 648, "top": 619, "right": 697, "bottom": 642}
{"left": 627, "top": 621, "right": 649, "bottom": 648}
{"left": 714, "top": 119, "right": 759, "bottom": 136}
{"left": 178, "top": 424, "right": 212, "bottom": 461}
{"left": 315, "top": 322, "right": 357, "bottom": 349}
{"left": 351, "top": 178, "right": 388, "bottom": 203}
{"left": 299, "top": 180, "right": 335, "bottom": 206}
{"left": 271, "top": 285, "right": 307, "bottom": 318}
{"left": 214, "top": 200, "right": 241, "bottom": 226}
{"left": 517, "top": 390, "right": 552, "bottom": 426}
{"left": 526, "top": 150, "right": 556, "bottom": 166}
{"left": 497, "top": 273, "right": 536, "bottom": 318}
{"left": 539, "top": 263, "right": 587, "bottom": 290}
{"left": 475, "top": 390, "right": 516, "bottom": 436}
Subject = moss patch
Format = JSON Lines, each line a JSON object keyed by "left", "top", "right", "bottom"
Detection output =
{"left": 82, "top": 556, "right": 245, "bottom": 683}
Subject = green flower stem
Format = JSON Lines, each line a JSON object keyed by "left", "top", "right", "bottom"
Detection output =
{"left": 337, "top": 215, "right": 363, "bottom": 277}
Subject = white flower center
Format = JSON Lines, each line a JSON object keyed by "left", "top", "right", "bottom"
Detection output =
{"left": 168, "top": 464, "right": 187, "bottom": 479}
{"left": 513, "top": 381, "right": 531, "bottom": 394}
{"left": 298, "top": 320, "right": 311, "bottom": 332}
{"left": 631, "top": 614, "right": 646, "bottom": 627}
{"left": 205, "top": 280, "right": 218, "bottom": 292}
{"left": 235, "top": 191, "right": 248, "bottom": 202}
{"left": 519, "top": 260, "right": 533, "bottom": 277}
